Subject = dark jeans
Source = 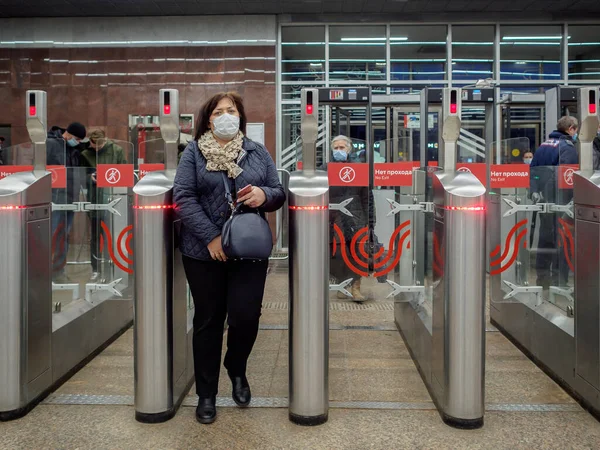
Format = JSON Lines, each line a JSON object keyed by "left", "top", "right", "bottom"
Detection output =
{"left": 182, "top": 255, "right": 269, "bottom": 398}
{"left": 51, "top": 211, "right": 74, "bottom": 275}
{"left": 536, "top": 214, "right": 569, "bottom": 288}
{"left": 90, "top": 212, "right": 107, "bottom": 272}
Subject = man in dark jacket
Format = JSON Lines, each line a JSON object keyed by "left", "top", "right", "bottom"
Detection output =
{"left": 46, "top": 122, "right": 87, "bottom": 283}
{"left": 81, "top": 129, "right": 127, "bottom": 282}
{"left": 593, "top": 124, "right": 600, "bottom": 170}
{"left": 326, "top": 135, "right": 375, "bottom": 301}
{"left": 530, "top": 116, "right": 578, "bottom": 290}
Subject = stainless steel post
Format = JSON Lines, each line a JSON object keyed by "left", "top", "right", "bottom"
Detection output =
{"left": 577, "top": 87, "right": 599, "bottom": 172}
{"left": 432, "top": 88, "right": 486, "bottom": 429}
{"left": 288, "top": 88, "right": 329, "bottom": 425}
{"left": 134, "top": 89, "right": 192, "bottom": 423}
{"left": 0, "top": 91, "right": 52, "bottom": 421}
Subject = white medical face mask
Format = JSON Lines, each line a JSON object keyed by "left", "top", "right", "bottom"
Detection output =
{"left": 212, "top": 113, "right": 240, "bottom": 140}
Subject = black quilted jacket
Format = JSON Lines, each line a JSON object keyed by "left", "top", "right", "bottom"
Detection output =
{"left": 174, "top": 137, "right": 286, "bottom": 261}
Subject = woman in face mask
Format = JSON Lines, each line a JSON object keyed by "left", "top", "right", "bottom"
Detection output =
{"left": 523, "top": 151, "right": 534, "bottom": 165}
{"left": 173, "top": 92, "right": 285, "bottom": 425}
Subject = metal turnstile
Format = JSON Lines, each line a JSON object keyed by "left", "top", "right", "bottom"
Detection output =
{"left": 133, "top": 89, "right": 194, "bottom": 423}
{"left": 491, "top": 87, "right": 600, "bottom": 420}
{"left": 0, "top": 91, "right": 52, "bottom": 420}
{"left": 396, "top": 88, "right": 487, "bottom": 428}
{"left": 288, "top": 88, "right": 330, "bottom": 425}
{"left": 1, "top": 91, "right": 133, "bottom": 421}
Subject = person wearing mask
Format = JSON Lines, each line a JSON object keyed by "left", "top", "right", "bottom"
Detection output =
{"left": 46, "top": 122, "right": 87, "bottom": 283}
{"left": 593, "top": 124, "right": 600, "bottom": 170}
{"left": 80, "top": 130, "right": 126, "bottom": 282}
{"left": 327, "top": 135, "right": 374, "bottom": 301}
{"left": 173, "top": 92, "right": 285, "bottom": 424}
{"left": 530, "top": 116, "right": 578, "bottom": 290}
{"left": 523, "top": 151, "right": 534, "bottom": 165}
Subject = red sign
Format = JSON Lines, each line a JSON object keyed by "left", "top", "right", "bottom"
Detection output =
{"left": 0, "top": 165, "right": 33, "bottom": 180}
{"left": 139, "top": 164, "right": 165, "bottom": 179}
{"left": 327, "top": 163, "right": 369, "bottom": 187}
{"left": 97, "top": 164, "right": 135, "bottom": 188}
{"left": 374, "top": 162, "right": 420, "bottom": 187}
{"left": 47, "top": 165, "right": 66, "bottom": 189}
{"left": 490, "top": 164, "right": 530, "bottom": 189}
{"left": 558, "top": 165, "right": 579, "bottom": 189}
{"left": 456, "top": 163, "right": 487, "bottom": 186}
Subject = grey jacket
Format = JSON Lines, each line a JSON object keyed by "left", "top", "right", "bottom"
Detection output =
{"left": 174, "top": 137, "right": 286, "bottom": 261}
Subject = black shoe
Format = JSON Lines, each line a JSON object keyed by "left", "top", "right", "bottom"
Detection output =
{"left": 196, "top": 397, "right": 216, "bottom": 424}
{"left": 230, "top": 375, "right": 251, "bottom": 407}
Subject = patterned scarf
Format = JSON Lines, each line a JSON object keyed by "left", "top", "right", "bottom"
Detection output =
{"left": 198, "top": 131, "right": 244, "bottom": 178}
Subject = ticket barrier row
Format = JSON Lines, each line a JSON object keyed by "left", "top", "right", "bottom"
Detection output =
{"left": 288, "top": 88, "right": 487, "bottom": 428}
{"left": 490, "top": 87, "right": 600, "bottom": 420}
{"left": 0, "top": 91, "right": 132, "bottom": 421}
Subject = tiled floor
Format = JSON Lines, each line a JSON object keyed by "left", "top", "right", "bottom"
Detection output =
{"left": 2, "top": 269, "right": 599, "bottom": 449}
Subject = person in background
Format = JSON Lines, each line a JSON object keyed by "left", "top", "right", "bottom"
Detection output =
{"left": 46, "top": 122, "right": 87, "bottom": 284}
{"left": 523, "top": 151, "right": 533, "bottom": 165}
{"left": 530, "top": 116, "right": 578, "bottom": 290}
{"left": 174, "top": 92, "right": 285, "bottom": 424}
{"left": 327, "top": 135, "right": 373, "bottom": 301}
{"left": 593, "top": 123, "right": 600, "bottom": 170}
{"left": 177, "top": 142, "right": 186, "bottom": 164}
{"left": 0, "top": 136, "right": 5, "bottom": 165}
{"left": 80, "top": 129, "right": 126, "bottom": 282}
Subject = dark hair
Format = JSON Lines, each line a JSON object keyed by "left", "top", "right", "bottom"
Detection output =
{"left": 194, "top": 91, "right": 246, "bottom": 141}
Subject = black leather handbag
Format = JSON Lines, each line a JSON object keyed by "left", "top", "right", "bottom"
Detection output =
{"left": 221, "top": 173, "right": 273, "bottom": 260}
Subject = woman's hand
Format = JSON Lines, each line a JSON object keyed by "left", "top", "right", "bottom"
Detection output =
{"left": 207, "top": 235, "right": 227, "bottom": 261}
{"left": 238, "top": 186, "right": 266, "bottom": 208}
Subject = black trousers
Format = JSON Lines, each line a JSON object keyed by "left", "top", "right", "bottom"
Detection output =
{"left": 536, "top": 214, "right": 569, "bottom": 288}
{"left": 90, "top": 212, "right": 106, "bottom": 272}
{"left": 182, "top": 255, "right": 269, "bottom": 398}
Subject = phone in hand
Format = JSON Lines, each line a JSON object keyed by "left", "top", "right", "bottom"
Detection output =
{"left": 237, "top": 184, "right": 252, "bottom": 198}
{"left": 235, "top": 184, "right": 252, "bottom": 206}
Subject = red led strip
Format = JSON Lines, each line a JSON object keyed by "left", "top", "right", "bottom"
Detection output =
{"left": 0, "top": 205, "right": 26, "bottom": 210}
{"left": 133, "top": 204, "right": 175, "bottom": 210}
{"left": 442, "top": 205, "right": 485, "bottom": 212}
{"left": 289, "top": 205, "right": 328, "bottom": 211}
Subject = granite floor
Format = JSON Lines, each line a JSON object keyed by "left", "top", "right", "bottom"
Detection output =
{"left": 3, "top": 269, "right": 600, "bottom": 449}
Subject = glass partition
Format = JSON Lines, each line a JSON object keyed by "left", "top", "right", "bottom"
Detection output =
{"left": 390, "top": 25, "right": 447, "bottom": 81}
{"left": 489, "top": 137, "right": 574, "bottom": 315}
{"left": 452, "top": 25, "right": 494, "bottom": 81}
{"left": 568, "top": 25, "right": 600, "bottom": 81}
{"left": 281, "top": 26, "right": 326, "bottom": 83}
{"left": 51, "top": 138, "right": 134, "bottom": 310}
{"left": 329, "top": 26, "right": 387, "bottom": 82}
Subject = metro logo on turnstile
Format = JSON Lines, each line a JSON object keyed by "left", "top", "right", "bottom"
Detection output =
{"left": 47, "top": 165, "right": 66, "bottom": 189}
{"left": 97, "top": 164, "right": 135, "bottom": 188}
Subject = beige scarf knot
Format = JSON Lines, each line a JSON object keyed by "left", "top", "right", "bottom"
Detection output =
{"left": 199, "top": 131, "right": 244, "bottom": 178}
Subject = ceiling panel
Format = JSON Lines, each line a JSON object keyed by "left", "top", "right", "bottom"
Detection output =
{"left": 0, "top": 0, "right": 599, "bottom": 17}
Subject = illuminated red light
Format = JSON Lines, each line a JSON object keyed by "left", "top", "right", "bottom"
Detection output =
{"left": 289, "top": 205, "right": 328, "bottom": 211}
{"left": 29, "top": 106, "right": 36, "bottom": 116}
{"left": 0, "top": 205, "right": 26, "bottom": 211}
{"left": 590, "top": 103, "right": 597, "bottom": 114}
{"left": 306, "top": 104, "right": 313, "bottom": 115}
{"left": 450, "top": 104, "right": 457, "bottom": 114}
{"left": 134, "top": 204, "right": 174, "bottom": 210}
{"left": 443, "top": 205, "right": 485, "bottom": 212}
{"left": 164, "top": 105, "right": 171, "bottom": 115}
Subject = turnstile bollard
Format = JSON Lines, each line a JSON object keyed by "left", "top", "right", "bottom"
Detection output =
{"left": 0, "top": 91, "right": 52, "bottom": 420}
{"left": 133, "top": 89, "right": 194, "bottom": 423}
{"left": 433, "top": 88, "right": 486, "bottom": 428}
{"left": 432, "top": 171, "right": 486, "bottom": 428}
{"left": 288, "top": 88, "right": 330, "bottom": 425}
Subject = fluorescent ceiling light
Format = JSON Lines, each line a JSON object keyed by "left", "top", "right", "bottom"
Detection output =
{"left": 341, "top": 37, "right": 407, "bottom": 41}
{"left": 502, "top": 35, "right": 567, "bottom": 40}
{"left": 309, "top": 63, "right": 322, "bottom": 66}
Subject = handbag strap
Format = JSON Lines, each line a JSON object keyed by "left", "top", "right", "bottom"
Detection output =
{"left": 221, "top": 172, "right": 234, "bottom": 209}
